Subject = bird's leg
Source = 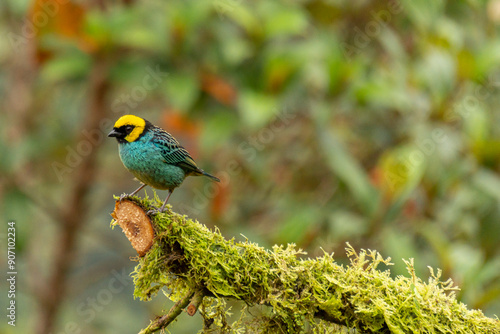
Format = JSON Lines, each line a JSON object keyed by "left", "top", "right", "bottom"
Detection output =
{"left": 129, "top": 183, "right": 147, "bottom": 197}
{"left": 147, "top": 189, "right": 173, "bottom": 215}
{"left": 159, "top": 189, "right": 173, "bottom": 212}
{"left": 120, "top": 183, "right": 146, "bottom": 202}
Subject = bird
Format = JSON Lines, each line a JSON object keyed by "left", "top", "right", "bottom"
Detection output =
{"left": 108, "top": 114, "right": 220, "bottom": 213}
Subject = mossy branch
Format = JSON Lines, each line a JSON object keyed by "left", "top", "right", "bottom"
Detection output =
{"left": 111, "top": 197, "right": 500, "bottom": 333}
{"left": 139, "top": 289, "right": 194, "bottom": 334}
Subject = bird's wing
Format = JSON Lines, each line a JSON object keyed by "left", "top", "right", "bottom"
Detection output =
{"left": 151, "top": 128, "right": 202, "bottom": 175}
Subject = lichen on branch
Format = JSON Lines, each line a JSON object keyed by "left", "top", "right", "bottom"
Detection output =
{"left": 111, "top": 196, "right": 500, "bottom": 334}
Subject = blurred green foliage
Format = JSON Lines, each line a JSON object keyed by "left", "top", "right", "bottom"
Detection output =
{"left": 1, "top": 0, "right": 500, "bottom": 333}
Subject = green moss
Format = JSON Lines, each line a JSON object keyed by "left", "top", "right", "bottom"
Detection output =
{"left": 112, "top": 196, "right": 500, "bottom": 333}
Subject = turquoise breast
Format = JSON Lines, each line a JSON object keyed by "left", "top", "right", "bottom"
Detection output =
{"left": 117, "top": 137, "right": 186, "bottom": 190}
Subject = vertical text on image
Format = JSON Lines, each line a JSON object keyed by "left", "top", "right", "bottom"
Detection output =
{"left": 6, "top": 221, "right": 17, "bottom": 326}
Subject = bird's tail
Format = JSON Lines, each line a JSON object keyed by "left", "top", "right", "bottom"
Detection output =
{"left": 201, "top": 170, "right": 220, "bottom": 182}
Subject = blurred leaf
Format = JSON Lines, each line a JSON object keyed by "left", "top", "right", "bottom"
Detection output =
{"left": 378, "top": 27, "right": 406, "bottom": 63}
{"left": 117, "top": 26, "right": 167, "bottom": 52}
{"left": 275, "top": 207, "right": 317, "bottom": 244}
{"left": 415, "top": 48, "right": 456, "bottom": 104}
{"left": 468, "top": 256, "right": 500, "bottom": 291}
{"left": 472, "top": 169, "right": 500, "bottom": 202}
{"left": 164, "top": 72, "right": 200, "bottom": 110}
{"left": 352, "top": 70, "right": 411, "bottom": 111}
{"left": 211, "top": 182, "right": 230, "bottom": 221}
{"left": 218, "top": 32, "right": 252, "bottom": 65}
{"left": 419, "top": 224, "right": 451, "bottom": 267}
{"left": 317, "top": 125, "right": 380, "bottom": 216}
{"left": 474, "top": 41, "right": 500, "bottom": 78}
{"left": 265, "top": 57, "right": 297, "bottom": 93}
{"left": 464, "top": 94, "right": 488, "bottom": 144}
{"left": 30, "top": 0, "right": 89, "bottom": 63}
{"left": 39, "top": 51, "right": 91, "bottom": 83}
{"left": 1, "top": 189, "right": 30, "bottom": 252}
{"left": 201, "top": 72, "right": 237, "bottom": 106}
{"left": 221, "top": 3, "right": 261, "bottom": 35}
{"left": 304, "top": 0, "right": 341, "bottom": 26}
{"left": 262, "top": 5, "right": 309, "bottom": 38}
{"left": 328, "top": 210, "right": 368, "bottom": 239}
{"left": 450, "top": 243, "right": 483, "bottom": 285}
{"left": 457, "top": 49, "right": 475, "bottom": 80}
{"left": 238, "top": 90, "right": 277, "bottom": 128}
{"left": 376, "top": 145, "right": 427, "bottom": 200}
{"left": 161, "top": 110, "right": 200, "bottom": 136}
{"left": 383, "top": 227, "right": 421, "bottom": 276}
{"left": 399, "top": 0, "right": 445, "bottom": 30}
{"left": 200, "top": 111, "right": 238, "bottom": 151}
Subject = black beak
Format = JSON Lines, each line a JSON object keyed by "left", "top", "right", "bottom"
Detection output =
{"left": 108, "top": 128, "right": 120, "bottom": 138}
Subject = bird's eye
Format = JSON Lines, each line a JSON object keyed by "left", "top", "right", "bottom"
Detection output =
{"left": 125, "top": 125, "right": 134, "bottom": 133}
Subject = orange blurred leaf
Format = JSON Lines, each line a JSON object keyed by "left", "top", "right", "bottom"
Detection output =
{"left": 29, "top": 0, "right": 94, "bottom": 64}
{"left": 211, "top": 182, "right": 229, "bottom": 221}
{"left": 200, "top": 72, "right": 237, "bottom": 106}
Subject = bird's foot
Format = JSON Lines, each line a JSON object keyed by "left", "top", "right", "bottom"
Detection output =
{"left": 146, "top": 208, "right": 161, "bottom": 215}
{"left": 147, "top": 206, "right": 168, "bottom": 215}
{"left": 119, "top": 193, "right": 129, "bottom": 203}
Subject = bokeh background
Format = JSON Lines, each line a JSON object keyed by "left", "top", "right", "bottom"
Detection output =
{"left": 1, "top": 0, "right": 500, "bottom": 333}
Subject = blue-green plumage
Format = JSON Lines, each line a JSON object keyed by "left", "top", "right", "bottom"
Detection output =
{"left": 118, "top": 130, "right": 186, "bottom": 190}
{"left": 108, "top": 115, "right": 220, "bottom": 212}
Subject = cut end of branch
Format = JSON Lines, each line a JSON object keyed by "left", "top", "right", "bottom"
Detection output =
{"left": 186, "top": 304, "right": 197, "bottom": 316}
{"left": 111, "top": 200, "right": 155, "bottom": 256}
{"left": 187, "top": 289, "right": 205, "bottom": 316}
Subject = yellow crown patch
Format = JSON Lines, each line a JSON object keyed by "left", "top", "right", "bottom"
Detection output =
{"left": 113, "top": 115, "right": 146, "bottom": 142}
